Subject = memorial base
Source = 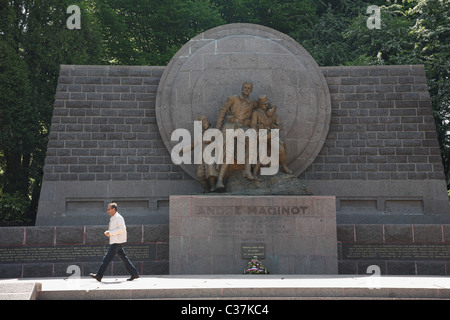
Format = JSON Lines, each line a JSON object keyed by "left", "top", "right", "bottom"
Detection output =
{"left": 169, "top": 195, "right": 338, "bottom": 274}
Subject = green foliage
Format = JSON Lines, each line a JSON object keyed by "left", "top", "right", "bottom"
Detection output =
{"left": 0, "top": 192, "right": 31, "bottom": 226}
{"left": 312, "top": 0, "right": 450, "bottom": 186}
{"left": 92, "top": 0, "right": 224, "bottom": 65}
{"left": 408, "top": 0, "right": 450, "bottom": 185}
{"left": 299, "top": 4, "right": 353, "bottom": 66}
{"left": 343, "top": 4, "right": 419, "bottom": 65}
{"left": 0, "top": 0, "right": 103, "bottom": 224}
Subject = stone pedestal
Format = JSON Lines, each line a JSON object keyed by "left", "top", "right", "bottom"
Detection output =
{"left": 169, "top": 195, "right": 337, "bottom": 274}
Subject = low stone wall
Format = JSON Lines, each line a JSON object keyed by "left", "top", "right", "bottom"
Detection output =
{"left": 0, "top": 225, "right": 168, "bottom": 278}
{"left": 3, "top": 223, "right": 450, "bottom": 278}
{"left": 338, "top": 224, "right": 450, "bottom": 275}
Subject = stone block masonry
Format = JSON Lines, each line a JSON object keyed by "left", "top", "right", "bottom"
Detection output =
{"left": 309, "top": 65, "right": 442, "bottom": 182}
{"left": 302, "top": 65, "right": 449, "bottom": 222}
{"left": 36, "top": 64, "right": 450, "bottom": 226}
{"left": 0, "top": 225, "right": 168, "bottom": 278}
{"left": 37, "top": 65, "right": 203, "bottom": 226}
{"left": 338, "top": 224, "right": 450, "bottom": 276}
{"left": 47, "top": 65, "right": 169, "bottom": 183}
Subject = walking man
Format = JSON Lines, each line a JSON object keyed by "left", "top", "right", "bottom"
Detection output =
{"left": 90, "top": 203, "right": 140, "bottom": 282}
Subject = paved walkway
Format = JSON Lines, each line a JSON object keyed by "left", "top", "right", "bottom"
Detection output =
{"left": 2, "top": 274, "right": 450, "bottom": 300}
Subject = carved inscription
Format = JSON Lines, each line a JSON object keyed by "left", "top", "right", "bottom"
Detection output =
{"left": 342, "top": 243, "right": 450, "bottom": 260}
{"left": 212, "top": 216, "right": 293, "bottom": 237}
{"left": 0, "top": 244, "right": 150, "bottom": 264}
{"left": 170, "top": 196, "right": 337, "bottom": 273}
{"left": 195, "top": 205, "right": 310, "bottom": 216}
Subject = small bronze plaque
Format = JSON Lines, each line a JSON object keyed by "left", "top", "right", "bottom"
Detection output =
{"left": 241, "top": 243, "right": 266, "bottom": 259}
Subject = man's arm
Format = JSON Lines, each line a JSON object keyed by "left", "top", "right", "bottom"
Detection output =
{"left": 273, "top": 113, "right": 282, "bottom": 131}
{"left": 251, "top": 109, "right": 259, "bottom": 129}
{"left": 216, "top": 97, "right": 234, "bottom": 130}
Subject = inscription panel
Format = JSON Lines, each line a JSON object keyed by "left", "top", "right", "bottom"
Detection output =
{"left": 241, "top": 243, "right": 266, "bottom": 259}
{"left": 0, "top": 244, "right": 150, "bottom": 264}
{"left": 342, "top": 243, "right": 450, "bottom": 260}
{"left": 212, "top": 216, "right": 294, "bottom": 238}
{"left": 170, "top": 195, "right": 338, "bottom": 274}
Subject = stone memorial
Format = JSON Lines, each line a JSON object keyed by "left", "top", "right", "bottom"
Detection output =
{"left": 36, "top": 24, "right": 450, "bottom": 227}
{"left": 158, "top": 24, "right": 337, "bottom": 274}
{"left": 25, "top": 23, "right": 450, "bottom": 277}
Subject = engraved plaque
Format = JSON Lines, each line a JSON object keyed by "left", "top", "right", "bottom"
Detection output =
{"left": 241, "top": 243, "right": 266, "bottom": 259}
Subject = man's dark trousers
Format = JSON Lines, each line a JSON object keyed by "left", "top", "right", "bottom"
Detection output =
{"left": 96, "top": 243, "right": 139, "bottom": 278}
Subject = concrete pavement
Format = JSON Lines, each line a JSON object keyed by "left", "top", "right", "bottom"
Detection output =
{"left": 2, "top": 274, "right": 450, "bottom": 300}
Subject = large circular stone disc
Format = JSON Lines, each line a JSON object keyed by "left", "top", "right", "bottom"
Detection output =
{"left": 156, "top": 23, "right": 331, "bottom": 180}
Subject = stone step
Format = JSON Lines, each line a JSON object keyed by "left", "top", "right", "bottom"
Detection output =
{"left": 37, "top": 286, "right": 450, "bottom": 300}
{"left": 26, "top": 275, "right": 450, "bottom": 300}
{"left": 0, "top": 282, "right": 41, "bottom": 300}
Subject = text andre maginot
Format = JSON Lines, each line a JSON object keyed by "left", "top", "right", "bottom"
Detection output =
{"left": 196, "top": 205, "right": 309, "bottom": 216}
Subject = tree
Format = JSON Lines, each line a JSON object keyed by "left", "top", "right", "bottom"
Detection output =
{"left": 408, "top": 0, "right": 450, "bottom": 186}
{"left": 338, "top": 0, "right": 450, "bottom": 186}
{"left": 0, "top": 37, "right": 34, "bottom": 196}
{"left": 299, "top": 4, "right": 353, "bottom": 66}
{"left": 342, "top": 3, "right": 418, "bottom": 65}
{"left": 92, "top": 0, "right": 224, "bottom": 65}
{"left": 0, "top": 0, "right": 102, "bottom": 224}
{"left": 213, "top": 0, "right": 317, "bottom": 37}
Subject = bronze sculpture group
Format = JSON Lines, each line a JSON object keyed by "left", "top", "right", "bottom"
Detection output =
{"left": 195, "top": 82, "right": 292, "bottom": 193}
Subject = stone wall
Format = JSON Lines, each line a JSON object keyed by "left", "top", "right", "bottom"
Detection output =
{"left": 305, "top": 65, "right": 442, "bottom": 182}
{"left": 338, "top": 224, "right": 450, "bottom": 275}
{"left": 37, "top": 65, "right": 201, "bottom": 226}
{"left": 36, "top": 64, "right": 449, "bottom": 226}
{"left": 46, "top": 65, "right": 177, "bottom": 183}
{"left": 0, "top": 225, "right": 168, "bottom": 279}
{"left": 3, "top": 223, "right": 450, "bottom": 277}
{"left": 303, "top": 65, "right": 449, "bottom": 223}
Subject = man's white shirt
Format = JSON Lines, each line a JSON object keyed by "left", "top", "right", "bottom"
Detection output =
{"left": 108, "top": 212, "right": 127, "bottom": 244}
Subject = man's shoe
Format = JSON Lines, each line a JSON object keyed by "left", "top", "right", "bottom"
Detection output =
{"left": 127, "top": 274, "right": 140, "bottom": 281}
{"left": 89, "top": 273, "right": 102, "bottom": 282}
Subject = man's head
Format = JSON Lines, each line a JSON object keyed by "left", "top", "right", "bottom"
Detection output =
{"left": 107, "top": 203, "right": 118, "bottom": 216}
{"left": 267, "top": 105, "right": 277, "bottom": 117}
{"left": 198, "top": 116, "right": 210, "bottom": 130}
{"left": 258, "top": 95, "right": 269, "bottom": 111}
{"left": 241, "top": 82, "right": 253, "bottom": 97}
